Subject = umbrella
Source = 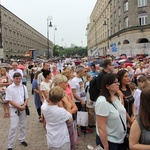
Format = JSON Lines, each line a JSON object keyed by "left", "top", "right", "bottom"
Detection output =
{"left": 74, "top": 60, "right": 82, "bottom": 66}
{"left": 125, "top": 62, "right": 133, "bottom": 67}
{"left": 124, "top": 59, "right": 133, "bottom": 63}
{"left": 118, "top": 59, "right": 127, "bottom": 63}
{"left": 17, "top": 65, "right": 26, "bottom": 70}
{"left": 93, "top": 59, "right": 104, "bottom": 67}
{"left": 114, "top": 61, "right": 119, "bottom": 67}
{"left": 0, "top": 63, "right": 11, "bottom": 68}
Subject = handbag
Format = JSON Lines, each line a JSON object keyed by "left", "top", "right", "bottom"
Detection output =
{"left": 77, "top": 106, "right": 88, "bottom": 127}
{"left": 0, "top": 90, "right": 6, "bottom": 104}
{"left": 77, "top": 111, "right": 88, "bottom": 126}
{"left": 25, "top": 105, "right": 30, "bottom": 116}
{"left": 111, "top": 103, "right": 129, "bottom": 149}
{"left": 23, "top": 85, "right": 30, "bottom": 116}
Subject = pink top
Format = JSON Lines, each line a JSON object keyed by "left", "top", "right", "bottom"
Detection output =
{"left": 64, "top": 84, "right": 73, "bottom": 100}
{"left": 51, "top": 70, "right": 60, "bottom": 77}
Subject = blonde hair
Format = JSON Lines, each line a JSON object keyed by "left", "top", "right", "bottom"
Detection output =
{"left": 0, "top": 68, "right": 7, "bottom": 76}
{"left": 86, "top": 74, "right": 92, "bottom": 80}
{"left": 53, "top": 74, "right": 68, "bottom": 86}
{"left": 143, "top": 81, "right": 150, "bottom": 89}
{"left": 49, "top": 86, "right": 65, "bottom": 103}
{"left": 61, "top": 69, "right": 73, "bottom": 79}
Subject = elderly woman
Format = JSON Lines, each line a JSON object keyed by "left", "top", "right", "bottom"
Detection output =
{"left": 129, "top": 87, "right": 150, "bottom": 150}
{"left": 61, "top": 68, "right": 75, "bottom": 102}
{"left": 95, "top": 73, "right": 127, "bottom": 150}
{"left": 53, "top": 74, "right": 78, "bottom": 150}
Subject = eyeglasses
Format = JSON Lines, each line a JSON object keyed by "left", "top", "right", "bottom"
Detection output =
{"left": 123, "top": 75, "right": 130, "bottom": 78}
{"left": 110, "top": 64, "right": 114, "bottom": 66}
{"left": 113, "top": 81, "right": 120, "bottom": 84}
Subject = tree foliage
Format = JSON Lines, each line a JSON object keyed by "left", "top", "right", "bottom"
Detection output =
{"left": 53, "top": 45, "right": 87, "bottom": 57}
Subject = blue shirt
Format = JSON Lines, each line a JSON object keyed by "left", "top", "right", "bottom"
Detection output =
{"left": 88, "top": 71, "right": 99, "bottom": 77}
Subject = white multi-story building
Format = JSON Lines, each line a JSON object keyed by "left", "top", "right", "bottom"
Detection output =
{"left": 0, "top": 5, "right": 53, "bottom": 59}
{"left": 87, "top": 0, "right": 150, "bottom": 56}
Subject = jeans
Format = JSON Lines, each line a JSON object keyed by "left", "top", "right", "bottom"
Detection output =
{"left": 96, "top": 134, "right": 128, "bottom": 150}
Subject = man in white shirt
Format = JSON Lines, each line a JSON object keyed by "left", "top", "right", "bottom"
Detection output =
{"left": 37, "top": 62, "right": 50, "bottom": 102}
{"left": 69, "top": 65, "right": 86, "bottom": 114}
{"left": 5, "top": 72, "right": 29, "bottom": 150}
{"left": 9, "top": 62, "right": 23, "bottom": 82}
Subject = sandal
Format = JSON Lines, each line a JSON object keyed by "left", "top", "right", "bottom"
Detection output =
{"left": 3, "top": 113, "right": 7, "bottom": 118}
{"left": 39, "top": 116, "right": 43, "bottom": 123}
{"left": 6, "top": 113, "right": 10, "bottom": 118}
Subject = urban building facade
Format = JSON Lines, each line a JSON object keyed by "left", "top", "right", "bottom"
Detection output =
{"left": 87, "top": 0, "right": 150, "bottom": 56}
{"left": 0, "top": 5, "right": 53, "bottom": 59}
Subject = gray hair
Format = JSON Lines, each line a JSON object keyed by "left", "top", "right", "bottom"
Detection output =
{"left": 75, "top": 65, "right": 84, "bottom": 73}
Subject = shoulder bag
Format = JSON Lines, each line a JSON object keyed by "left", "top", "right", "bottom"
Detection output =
{"left": 23, "top": 85, "right": 30, "bottom": 116}
{"left": 111, "top": 103, "right": 129, "bottom": 149}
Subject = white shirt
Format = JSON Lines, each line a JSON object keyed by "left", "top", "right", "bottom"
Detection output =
{"left": 95, "top": 96, "right": 126, "bottom": 143}
{"left": 135, "top": 68, "right": 146, "bottom": 79}
{"left": 9, "top": 69, "right": 23, "bottom": 82}
{"left": 85, "top": 81, "right": 94, "bottom": 108}
{"left": 133, "top": 88, "right": 141, "bottom": 115}
{"left": 69, "top": 77, "right": 86, "bottom": 103}
{"left": 5, "top": 83, "right": 28, "bottom": 107}
{"left": 37, "top": 72, "right": 45, "bottom": 85}
{"left": 40, "top": 81, "right": 52, "bottom": 99}
{"left": 41, "top": 101, "right": 72, "bottom": 148}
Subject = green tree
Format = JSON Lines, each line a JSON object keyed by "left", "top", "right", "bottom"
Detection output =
{"left": 53, "top": 45, "right": 59, "bottom": 56}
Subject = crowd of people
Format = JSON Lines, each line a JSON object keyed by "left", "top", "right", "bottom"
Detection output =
{"left": 0, "top": 55, "right": 150, "bottom": 150}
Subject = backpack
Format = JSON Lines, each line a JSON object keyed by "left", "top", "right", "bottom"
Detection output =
{"left": 89, "top": 76, "right": 100, "bottom": 101}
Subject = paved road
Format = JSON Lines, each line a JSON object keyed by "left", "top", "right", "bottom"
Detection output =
{"left": 0, "top": 80, "right": 96, "bottom": 150}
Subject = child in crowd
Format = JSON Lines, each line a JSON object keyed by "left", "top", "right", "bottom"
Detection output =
{"left": 41, "top": 86, "right": 72, "bottom": 150}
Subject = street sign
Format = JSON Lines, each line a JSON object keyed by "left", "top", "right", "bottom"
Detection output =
{"left": 111, "top": 43, "right": 117, "bottom": 52}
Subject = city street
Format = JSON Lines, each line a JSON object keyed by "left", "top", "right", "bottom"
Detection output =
{"left": 0, "top": 79, "right": 96, "bottom": 150}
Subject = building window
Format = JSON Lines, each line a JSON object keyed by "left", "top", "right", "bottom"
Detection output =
{"left": 4, "top": 28, "right": 7, "bottom": 36}
{"left": 138, "top": 0, "right": 147, "bottom": 7}
{"left": 118, "top": 7, "right": 121, "bottom": 16}
{"left": 114, "top": 12, "right": 116, "bottom": 20}
{"left": 119, "top": 22, "right": 121, "bottom": 30}
{"left": 114, "top": 0, "right": 116, "bottom": 7}
{"left": 124, "top": 17, "right": 129, "bottom": 28}
{"left": 124, "top": 1, "right": 128, "bottom": 12}
{"left": 114, "top": 25, "right": 117, "bottom": 33}
{"left": 110, "top": 3, "right": 112, "bottom": 12}
{"left": 13, "top": 31, "right": 16, "bottom": 38}
{"left": 9, "top": 30, "right": 12, "bottom": 37}
{"left": 4, "top": 14, "right": 7, "bottom": 22}
{"left": 13, "top": 19, "right": 16, "bottom": 26}
{"left": 139, "top": 14, "right": 147, "bottom": 25}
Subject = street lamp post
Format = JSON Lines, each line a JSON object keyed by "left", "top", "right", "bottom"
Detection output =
{"left": 47, "top": 16, "right": 53, "bottom": 59}
{"left": 93, "top": 19, "right": 97, "bottom": 47}
{"left": 103, "top": 20, "right": 109, "bottom": 55}
{"left": 54, "top": 26, "right": 57, "bottom": 45}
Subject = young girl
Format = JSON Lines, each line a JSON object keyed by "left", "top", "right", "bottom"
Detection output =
{"left": 41, "top": 86, "right": 72, "bottom": 150}
{"left": 0, "top": 67, "right": 11, "bottom": 117}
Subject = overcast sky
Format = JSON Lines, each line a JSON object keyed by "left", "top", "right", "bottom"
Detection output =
{"left": 2, "top": 0, "right": 97, "bottom": 47}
